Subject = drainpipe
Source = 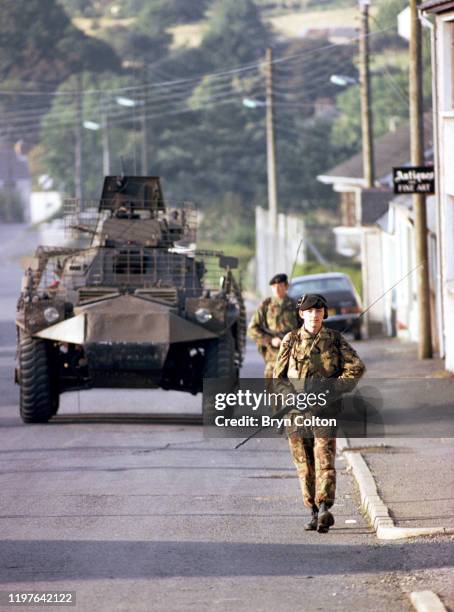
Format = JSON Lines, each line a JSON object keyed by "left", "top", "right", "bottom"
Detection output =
{"left": 420, "top": 10, "right": 445, "bottom": 359}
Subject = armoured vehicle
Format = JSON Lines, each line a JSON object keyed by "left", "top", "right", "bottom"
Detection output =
{"left": 15, "top": 176, "right": 246, "bottom": 422}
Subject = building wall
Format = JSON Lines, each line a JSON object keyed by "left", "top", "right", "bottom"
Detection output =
{"left": 361, "top": 227, "right": 385, "bottom": 337}
{"left": 30, "top": 191, "right": 62, "bottom": 225}
{"left": 17, "top": 179, "right": 31, "bottom": 223}
{"left": 435, "top": 14, "right": 454, "bottom": 370}
{"left": 361, "top": 200, "right": 438, "bottom": 345}
{"left": 394, "top": 206, "right": 418, "bottom": 341}
{"left": 0, "top": 144, "right": 31, "bottom": 222}
{"left": 340, "top": 191, "right": 356, "bottom": 226}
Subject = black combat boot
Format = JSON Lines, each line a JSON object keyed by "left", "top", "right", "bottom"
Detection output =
{"left": 304, "top": 505, "right": 319, "bottom": 531}
{"left": 317, "top": 501, "right": 335, "bottom": 533}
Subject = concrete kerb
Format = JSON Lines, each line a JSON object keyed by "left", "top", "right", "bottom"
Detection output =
{"left": 337, "top": 436, "right": 454, "bottom": 541}
{"left": 409, "top": 591, "right": 448, "bottom": 612}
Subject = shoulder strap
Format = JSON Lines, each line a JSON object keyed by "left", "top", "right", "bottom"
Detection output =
{"left": 287, "top": 328, "right": 299, "bottom": 348}
{"left": 277, "top": 328, "right": 300, "bottom": 378}
{"left": 258, "top": 297, "right": 272, "bottom": 326}
{"left": 331, "top": 329, "right": 342, "bottom": 349}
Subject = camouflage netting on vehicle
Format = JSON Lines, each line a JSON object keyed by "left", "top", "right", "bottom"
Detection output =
{"left": 25, "top": 246, "right": 237, "bottom": 305}
{"left": 63, "top": 198, "right": 197, "bottom": 248}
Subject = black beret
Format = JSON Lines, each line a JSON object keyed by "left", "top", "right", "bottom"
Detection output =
{"left": 297, "top": 293, "right": 328, "bottom": 311}
{"left": 269, "top": 273, "right": 288, "bottom": 285}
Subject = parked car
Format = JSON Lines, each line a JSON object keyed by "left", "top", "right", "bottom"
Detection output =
{"left": 288, "top": 272, "right": 363, "bottom": 340}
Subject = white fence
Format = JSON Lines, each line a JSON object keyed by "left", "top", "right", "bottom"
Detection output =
{"left": 255, "top": 206, "right": 306, "bottom": 297}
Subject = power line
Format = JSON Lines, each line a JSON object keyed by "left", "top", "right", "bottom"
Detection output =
{"left": 2, "top": 77, "right": 264, "bottom": 124}
{"left": 0, "top": 23, "right": 397, "bottom": 97}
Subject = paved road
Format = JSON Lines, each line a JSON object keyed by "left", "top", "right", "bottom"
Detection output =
{"left": 0, "top": 224, "right": 452, "bottom": 611}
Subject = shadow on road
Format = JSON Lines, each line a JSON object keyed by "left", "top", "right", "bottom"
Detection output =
{"left": 1, "top": 540, "right": 452, "bottom": 582}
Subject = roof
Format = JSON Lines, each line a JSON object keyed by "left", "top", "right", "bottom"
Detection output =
{"left": 0, "top": 142, "right": 30, "bottom": 182}
{"left": 290, "top": 272, "right": 348, "bottom": 282}
{"left": 318, "top": 114, "right": 433, "bottom": 187}
{"left": 421, "top": 0, "right": 454, "bottom": 13}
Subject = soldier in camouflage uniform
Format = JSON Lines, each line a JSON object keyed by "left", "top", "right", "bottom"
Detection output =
{"left": 248, "top": 273, "right": 299, "bottom": 378}
{"left": 273, "top": 293, "right": 365, "bottom": 533}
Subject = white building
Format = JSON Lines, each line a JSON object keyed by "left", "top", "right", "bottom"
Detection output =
{"left": 30, "top": 191, "right": 62, "bottom": 225}
{"left": 317, "top": 117, "right": 435, "bottom": 339}
{"left": 0, "top": 141, "right": 31, "bottom": 221}
{"left": 422, "top": 0, "right": 454, "bottom": 370}
{"left": 361, "top": 194, "right": 438, "bottom": 348}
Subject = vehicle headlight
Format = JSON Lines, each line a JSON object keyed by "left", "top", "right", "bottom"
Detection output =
{"left": 44, "top": 306, "right": 60, "bottom": 324}
{"left": 195, "top": 307, "right": 213, "bottom": 324}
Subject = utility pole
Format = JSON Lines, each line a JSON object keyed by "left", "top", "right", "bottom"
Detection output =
{"left": 75, "top": 73, "right": 83, "bottom": 201}
{"left": 141, "top": 68, "right": 149, "bottom": 175}
{"left": 410, "top": 0, "right": 432, "bottom": 358}
{"left": 140, "top": 105, "right": 148, "bottom": 175}
{"left": 101, "top": 95, "right": 111, "bottom": 176}
{"left": 359, "top": 0, "right": 374, "bottom": 187}
{"left": 266, "top": 47, "right": 278, "bottom": 227}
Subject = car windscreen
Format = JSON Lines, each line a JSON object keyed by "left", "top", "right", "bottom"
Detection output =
{"left": 289, "top": 276, "right": 351, "bottom": 297}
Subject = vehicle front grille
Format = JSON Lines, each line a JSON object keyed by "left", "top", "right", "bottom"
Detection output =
{"left": 134, "top": 288, "right": 178, "bottom": 304}
{"left": 78, "top": 288, "right": 120, "bottom": 304}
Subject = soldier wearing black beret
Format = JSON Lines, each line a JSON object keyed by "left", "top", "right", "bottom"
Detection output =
{"left": 269, "top": 273, "right": 289, "bottom": 286}
{"left": 274, "top": 292, "right": 366, "bottom": 533}
{"left": 247, "top": 273, "right": 299, "bottom": 378}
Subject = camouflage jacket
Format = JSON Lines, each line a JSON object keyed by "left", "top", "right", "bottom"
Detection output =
{"left": 273, "top": 325, "right": 366, "bottom": 392}
{"left": 272, "top": 325, "right": 365, "bottom": 429}
{"left": 247, "top": 295, "right": 298, "bottom": 360}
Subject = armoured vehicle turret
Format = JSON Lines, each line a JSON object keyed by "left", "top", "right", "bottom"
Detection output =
{"left": 15, "top": 176, "right": 246, "bottom": 422}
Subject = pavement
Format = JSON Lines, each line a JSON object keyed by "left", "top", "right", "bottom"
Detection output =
{"left": 346, "top": 337, "right": 454, "bottom": 533}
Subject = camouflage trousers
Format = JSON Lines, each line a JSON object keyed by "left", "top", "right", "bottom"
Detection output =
{"left": 288, "top": 429, "right": 337, "bottom": 509}
{"left": 263, "top": 347, "right": 280, "bottom": 378}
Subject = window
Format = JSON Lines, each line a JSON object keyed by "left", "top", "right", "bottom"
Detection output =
{"left": 289, "top": 276, "right": 352, "bottom": 297}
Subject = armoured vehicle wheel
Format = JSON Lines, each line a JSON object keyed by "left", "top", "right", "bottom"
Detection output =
{"left": 19, "top": 335, "right": 58, "bottom": 423}
{"left": 203, "top": 330, "right": 239, "bottom": 420}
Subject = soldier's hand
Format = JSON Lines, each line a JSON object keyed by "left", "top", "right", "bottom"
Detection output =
{"left": 271, "top": 337, "right": 282, "bottom": 348}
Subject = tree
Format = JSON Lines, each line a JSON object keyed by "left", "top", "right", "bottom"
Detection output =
{"left": 374, "top": 0, "right": 407, "bottom": 31}
{"left": 0, "top": 0, "right": 120, "bottom": 142}
{"left": 274, "top": 37, "right": 357, "bottom": 119}
{"left": 201, "top": 0, "right": 271, "bottom": 69}
{"left": 276, "top": 118, "right": 340, "bottom": 213}
{"left": 132, "top": 0, "right": 271, "bottom": 221}
{"left": 57, "top": 0, "right": 95, "bottom": 18}
{"left": 103, "top": 26, "right": 171, "bottom": 66}
{"left": 370, "top": 0, "right": 408, "bottom": 51}
{"left": 0, "top": 0, "right": 119, "bottom": 81}
{"left": 138, "top": 0, "right": 210, "bottom": 26}
{"left": 39, "top": 71, "right": 144, "bottom": 197}
{"left": 330, "top": 39, "right": 432, "bottom": 159}
{"left": 330, "top": 70, "right": 410, "bottom": 157}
